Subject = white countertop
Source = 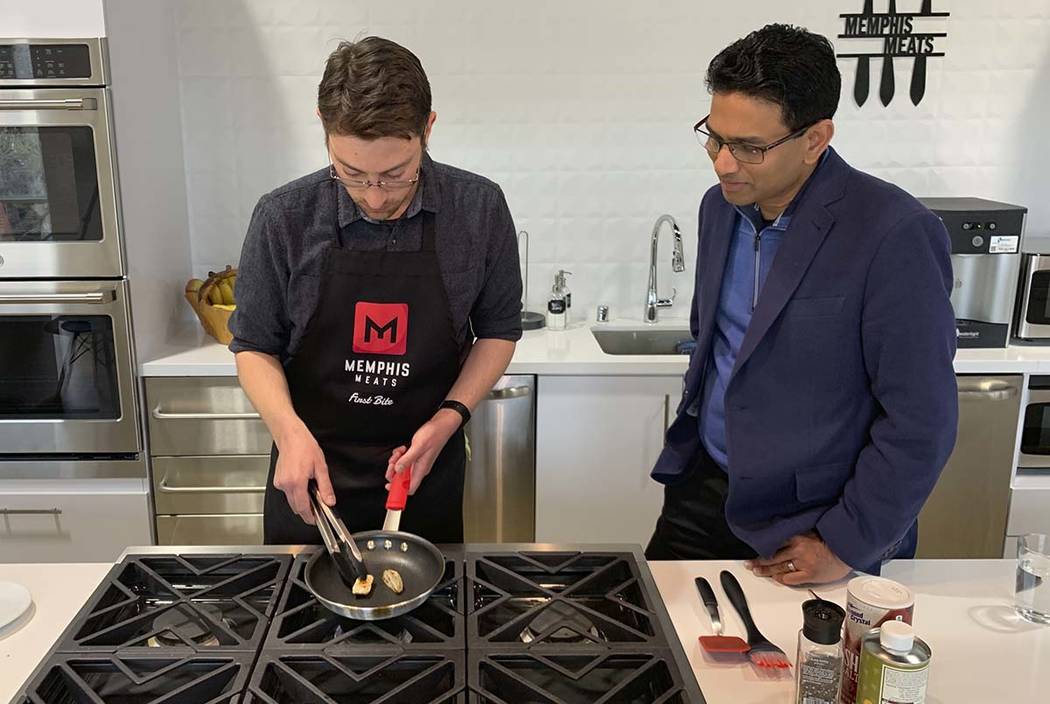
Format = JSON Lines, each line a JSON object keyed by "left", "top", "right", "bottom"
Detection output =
{"left": 140, "top": 320, "right": 1050, "bottom": 376}
{"left": 650, "top": 559, "right": 1049, "bottom": 704}
{"left": 0, "top": 563, "right": 112, "bottom": 704}
{"left": 4, "top": 556, "right": 1046, "bottom": 703}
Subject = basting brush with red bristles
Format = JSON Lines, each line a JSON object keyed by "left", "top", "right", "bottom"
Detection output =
{"left": 720, "top": 570, "right": 792, "bottom": 669}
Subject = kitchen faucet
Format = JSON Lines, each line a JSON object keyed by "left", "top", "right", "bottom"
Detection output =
{"left": 645, "top": 214, "right": 686, "bottom": 323}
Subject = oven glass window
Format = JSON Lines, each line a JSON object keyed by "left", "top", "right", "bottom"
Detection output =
{"left": 0, "top": 315, "right": 119, "bottom": 419}
{"left": 1026, "top": 271, "right": 1050, "bottom": 326}
{"left": 0, "top": 126, "right": 101, "bottom": 242}
{"left": 1021, "top": 402, "right": 1050, "bottom": 455}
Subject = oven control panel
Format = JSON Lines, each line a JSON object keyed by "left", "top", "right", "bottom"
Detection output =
{"left": 0, "top": 40, "right": 104, "bottom": 85}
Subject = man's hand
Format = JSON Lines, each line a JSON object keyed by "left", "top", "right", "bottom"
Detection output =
{"left": 746, "top": 533, "right": 852, "bottom": 585}
{"left": 385, "top": 409, "right": 461, "bottom": 494}
{"left": 273, "top": 425, "right": 334, "bottom": 525}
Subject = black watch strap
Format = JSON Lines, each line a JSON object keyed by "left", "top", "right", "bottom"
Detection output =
{"left": 439, "top": 399, "right": 471, "bottom": 428}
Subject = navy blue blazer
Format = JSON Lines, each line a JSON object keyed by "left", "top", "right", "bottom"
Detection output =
{"left": 651, "top": 147, "right": 958, "bottom": 570}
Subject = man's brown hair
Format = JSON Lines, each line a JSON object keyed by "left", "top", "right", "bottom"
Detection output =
{"left": 318, "top": 36, "right": 431, "bottom": 139}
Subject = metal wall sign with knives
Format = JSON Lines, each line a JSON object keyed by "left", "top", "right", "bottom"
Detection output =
{"left": 837, "top": 0, "right": 950, "bottom": 107}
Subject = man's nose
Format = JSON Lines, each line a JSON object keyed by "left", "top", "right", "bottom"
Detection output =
{"left": 712, "top": 145, "right": 739, "bottom": 177}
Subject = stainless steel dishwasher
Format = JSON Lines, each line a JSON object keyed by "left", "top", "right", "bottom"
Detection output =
{"left": 916, "top": 375, "right": 1022, "bottom": 558}
{"left": 463, "top": 375, "right": 536, "bottom": 542}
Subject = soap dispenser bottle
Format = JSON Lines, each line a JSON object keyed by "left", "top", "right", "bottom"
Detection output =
{"left": 555, "top": 269, "right": 573, "bottom": 315}
{"left": 547, "top": 271, "right": 568, "bottom": 330}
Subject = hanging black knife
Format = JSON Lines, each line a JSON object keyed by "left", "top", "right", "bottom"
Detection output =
{"left": 852, "top": 0, "right": 874, "bottom": 106}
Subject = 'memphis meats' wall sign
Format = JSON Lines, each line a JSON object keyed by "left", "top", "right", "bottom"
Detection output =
{"left": 836, "top": 0, "right": 950, "bottom": 106}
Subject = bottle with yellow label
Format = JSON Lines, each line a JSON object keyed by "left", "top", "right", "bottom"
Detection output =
{"left": 855, "top": 621, "right": 930, "bottom": 704}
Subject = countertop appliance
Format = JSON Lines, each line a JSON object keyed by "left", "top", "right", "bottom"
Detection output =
{"left": 920, "top": 197, "right": 1027, "bottom": 349}
{"left": 14, "top": 545, "right": 704, "bottom": 703}
{"left": 1014, "top": 253, "right": 1050, "bottom": 341}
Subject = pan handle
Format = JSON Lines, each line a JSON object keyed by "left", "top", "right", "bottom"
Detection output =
{"left": 386, "top": 465, "right": 412, "bottom": 511}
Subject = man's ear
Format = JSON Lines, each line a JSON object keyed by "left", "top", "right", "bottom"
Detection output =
{"left": 805, "top": 119, "right": 834, "bottom": 164}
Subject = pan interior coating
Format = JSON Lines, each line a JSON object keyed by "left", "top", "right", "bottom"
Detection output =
{"left": 307, "top": 537, "right": 444, "bottom": 610}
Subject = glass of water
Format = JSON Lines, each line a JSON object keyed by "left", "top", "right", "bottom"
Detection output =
{"left": 1016, "top": 533, "right": 1050, "bottom": 625}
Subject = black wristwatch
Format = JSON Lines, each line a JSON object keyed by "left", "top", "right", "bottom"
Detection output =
{"left": 439, "top": 399, "right": 471, "bottom": 429}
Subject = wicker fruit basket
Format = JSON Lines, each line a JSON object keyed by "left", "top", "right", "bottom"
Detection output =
{"left": 185, "top": 265, "right": 238, "bottom": 344}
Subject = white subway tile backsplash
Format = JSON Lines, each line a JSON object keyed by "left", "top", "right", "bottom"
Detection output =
{"left": 173, "top": 0, "right": 1050, "bottom": 318}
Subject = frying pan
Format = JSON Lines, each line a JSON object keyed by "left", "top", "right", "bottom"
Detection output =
{"left": 305, "top": 529, "right": 445, "bottom": 620}
{"left": 304, "top": 470, "right": 445, "bottom": 621}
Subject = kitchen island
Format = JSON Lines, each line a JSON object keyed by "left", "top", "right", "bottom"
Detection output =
{"left": 1, "top": 553, "right": 1046, "bottom": 703}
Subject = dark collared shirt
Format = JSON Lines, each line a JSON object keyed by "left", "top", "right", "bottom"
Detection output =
{"left": 229, "top": 154, "right": 523, "bottom": 360}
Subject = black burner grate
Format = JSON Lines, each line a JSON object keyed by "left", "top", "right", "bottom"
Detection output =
{"left": 264, "top": 550, "right": 464, "bottom": 652}
{"left": 467, "top": 551, "right": 669, "bottom": 648}
{"left": 469, "top": 651, "right": 695, "bottom": 704}
{"left": 54, "top": 554, "right": 291, "bottom": 653}
{"left": 243, "top": 651, "right": 467, "bottom": 703}
{"left": 16, "top": 652, "right": 252, "bottom": 704}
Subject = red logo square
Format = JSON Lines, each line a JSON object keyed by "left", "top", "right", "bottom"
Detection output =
{"left": 353, "top": 302, "right": 409, "bottom": 356}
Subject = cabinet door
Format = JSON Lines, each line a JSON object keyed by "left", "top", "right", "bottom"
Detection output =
{"left": 536, "top": 376, "right": 681, "bottom": 545}
{"left": 0, "top": 479, "right": 151, "bottom": 563}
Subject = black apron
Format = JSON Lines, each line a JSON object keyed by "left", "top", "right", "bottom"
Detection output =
{"left": 264, "top": 207, "right": 467, "bottom": 545}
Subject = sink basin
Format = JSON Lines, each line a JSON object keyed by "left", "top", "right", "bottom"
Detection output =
{"left": 591, "top": 328, "right": 693, "bottom": 355}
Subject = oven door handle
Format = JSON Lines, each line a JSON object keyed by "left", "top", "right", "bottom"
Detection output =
{"left": 0, "top": 97, "right": 97, "bottom": 111}
{"left": 0, "top": 292, "right": 114, "bottom": 305}
{"left": 151, "top": 405, "right": 261, "bottom": 421}
{"left": 0, "top": 508, "right": 62, "bottom": 516}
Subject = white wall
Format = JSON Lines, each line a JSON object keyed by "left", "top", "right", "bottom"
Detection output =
{"left": 104, "top": 0, "right": 194, "bottom": 362}
{"left": 0, "top": 0, "right": 106, "bottom": 37}
{"left": 164, "top": 1, "right": 1050, "bottom": 322}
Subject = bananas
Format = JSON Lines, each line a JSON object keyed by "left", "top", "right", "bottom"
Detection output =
{"left": 187, "top": 265, "right": 238, "bottom": 309}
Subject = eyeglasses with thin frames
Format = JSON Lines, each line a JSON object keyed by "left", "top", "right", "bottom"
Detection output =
{"left": 693, "top": 115, "right": 814, "bottom": 164}
{"left": 328, "top": 164, "right": 421, "bottom": 192}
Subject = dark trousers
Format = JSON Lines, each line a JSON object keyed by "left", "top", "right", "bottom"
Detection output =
{"left": 645, "top": 444, "right": 758, "bottom": 561}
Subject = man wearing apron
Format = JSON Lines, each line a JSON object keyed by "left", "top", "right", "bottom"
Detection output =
{"left": 230, "top": 37, "right": 522, "bottom": 544}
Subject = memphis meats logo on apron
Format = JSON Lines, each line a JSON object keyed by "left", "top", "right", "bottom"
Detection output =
{"left": 344, "top": 302, "right": 412, "bottom": 405}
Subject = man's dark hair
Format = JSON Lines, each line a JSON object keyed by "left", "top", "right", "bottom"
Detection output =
{"left": 705, "top": 24, "right": 841, "bottom": 131}
{"left": 318, "top": 36, "right": 431, "bottom": 139}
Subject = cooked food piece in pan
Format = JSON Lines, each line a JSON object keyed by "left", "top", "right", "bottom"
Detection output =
{"left": 382, "top": 569, "right": 404, "bottom": 595}
{"left": 352, "top": 574, "right": 374, "bottom": 597}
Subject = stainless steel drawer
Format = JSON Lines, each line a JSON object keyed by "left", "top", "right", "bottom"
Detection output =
{"left": 146, "top": 377, "right": 272, "bottom": 455}
{"left": 152, "top": 455, "right": 268, "bottom": 514}
{"left": 155, "top": 514, "right": 263, "bottom": 545}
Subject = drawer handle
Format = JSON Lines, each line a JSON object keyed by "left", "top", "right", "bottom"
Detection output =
{"left": 0, "top": 507, "right": 62, "bottom": 515}
{"left": 159, "top": 476, "right": 265, "bottom": 494}
{"left": 151, "top": 404, "right": 261, "bottom": 420}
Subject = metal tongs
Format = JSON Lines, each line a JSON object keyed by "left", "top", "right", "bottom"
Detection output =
{"left": 309, "top": 483, "right": 369, "bottom": 587}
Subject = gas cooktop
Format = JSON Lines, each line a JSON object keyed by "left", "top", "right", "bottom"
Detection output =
{"left": 16, "top": 545, "right": 704, "bottom": 703}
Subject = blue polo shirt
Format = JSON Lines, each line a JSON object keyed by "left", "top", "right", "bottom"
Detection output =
{"left": 697, "top": 153, "right": 829, "bottom": 470}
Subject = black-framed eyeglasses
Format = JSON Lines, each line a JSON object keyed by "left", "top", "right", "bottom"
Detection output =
{"left": 329, "top": 164, "right": 421, "bottom": 192}
{"left": 693, "top": 115, "right": 814, "bottom": 164}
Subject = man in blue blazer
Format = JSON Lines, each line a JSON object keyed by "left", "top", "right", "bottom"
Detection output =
{"left": 646, "top": 24, "right": 958, "bottom": 584}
